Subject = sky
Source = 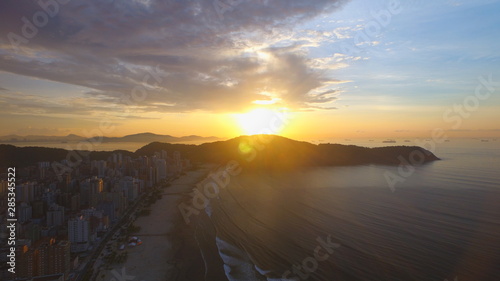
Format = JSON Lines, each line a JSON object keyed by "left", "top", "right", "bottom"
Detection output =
{"left": 0, "top": 0, "right": 499, "bottom": 140}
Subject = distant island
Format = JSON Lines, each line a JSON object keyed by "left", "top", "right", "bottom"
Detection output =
{"left": 0, "top": 135, "right": 439, "bottom": 170}
{"left": 0, "top": 132, "right": 220, "bottom": 144}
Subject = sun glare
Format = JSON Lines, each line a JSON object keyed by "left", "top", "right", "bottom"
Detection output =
{"left": 236, "top": 108, "right": 288, "bottom": 135}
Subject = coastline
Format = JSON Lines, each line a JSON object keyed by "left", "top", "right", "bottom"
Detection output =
{"left": 96, "top": 165, "right": 226, "bottom": 281}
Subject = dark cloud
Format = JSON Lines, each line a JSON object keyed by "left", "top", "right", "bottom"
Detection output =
{"left": 0, "top": 0, "right": 349, "bottom": 115}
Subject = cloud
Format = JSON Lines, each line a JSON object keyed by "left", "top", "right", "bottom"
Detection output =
{"left": 0, "top": 0, "right": 349, "bottom": 116}
{"left": 0, "top": 91, "right": 158, "bottom": 120}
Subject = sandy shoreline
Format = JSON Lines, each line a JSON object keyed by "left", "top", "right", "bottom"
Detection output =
{"left": 96, "top": 166, "right": 217, "bottom": 281}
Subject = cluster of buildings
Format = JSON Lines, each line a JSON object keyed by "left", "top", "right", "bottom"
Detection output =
{"left": 15, "top": 238, "right": 71, "bottom": 280}
{"left": 0, "top": 150, "right": 190, "bottom": 280}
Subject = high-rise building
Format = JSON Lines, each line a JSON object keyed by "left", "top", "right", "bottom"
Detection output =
{"left": 26, "top": 223, "right": 41, "bottom": 243}
{"left": 16, "top": 239, "right": 71, "bottom": 279}
{"left": 169, "top": 151, "right": 182, "bottom": 174}
{"left": 110, "top": 191, "right": 127, "bottom": 216}
{"left": 53, "top": 240, "right": 71, "bottom": 278}
{"left": 91, "top": 160, "right": 107, "bottom": 177}
{"left": 79, "top": 177, "right": 103, "bottom": 207}
{"left": 112, "top": 153, "right": 123, "bottom": 164}
{"left": 42, "top": 190, "right": 57, "bottom": 206}
{"left": 37, "top": 238, "right": 71, "bottom": 277}
{"left": 149, "top": 166, "right": 156, "bottom": 186}
{"left": 16, "top": 245, "right": 35, "bottom": 279}
{"left": 91, "top": 177, "right": 104, "bottom": 194}
{"left": 47, "top": 204, "right": 65, "bottom": 227}
{"left": 19, "top": 202, "right": 33, "bottom": 223}
{"left": 155, "top": 150, "right": 168, "bottom": 160}
{"left": 68, "top": 217, "right": 89, "bottom": 253}
{"left": 81, "top": 207, "right": 101, "bottom": 219}
{"left": 38, "top": 161, "right": 50, "bottom": 179}
{"left": 119, "top": 177, "right": 143, "bottom": 201}
{"left": 155, "top": 159, "right": 167, "bottom": 182}
{"left": 81, "top": 208, "right": 109, "bottom": 233}
{"left": 17, "top": 182, "right": 36, "bottom": 203}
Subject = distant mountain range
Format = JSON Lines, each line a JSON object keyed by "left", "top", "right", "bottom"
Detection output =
{"left": 0, "top": 135, "right": 439, "bottom": 170}
{"left": 0, "top": 133, "right": 221, "bottom": 143}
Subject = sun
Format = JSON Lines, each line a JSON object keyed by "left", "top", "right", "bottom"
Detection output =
{"left": 235, "top": 108, "right": 289, "bottom": 135}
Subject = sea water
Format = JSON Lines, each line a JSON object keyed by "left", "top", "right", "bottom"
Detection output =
{"left": 209, "top": 139, "right": 500, "bottom": 281}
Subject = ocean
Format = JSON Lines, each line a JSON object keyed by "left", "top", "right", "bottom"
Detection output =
{"left": 205, "top": 139, "right": 500, "bottom": 281}
{"left": 7, "top": 138, "right": 500, "bottom": 280}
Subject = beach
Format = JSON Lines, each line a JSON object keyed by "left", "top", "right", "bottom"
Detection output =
{"left": 95, "top": 165, "right": 225, "bottom": 281}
